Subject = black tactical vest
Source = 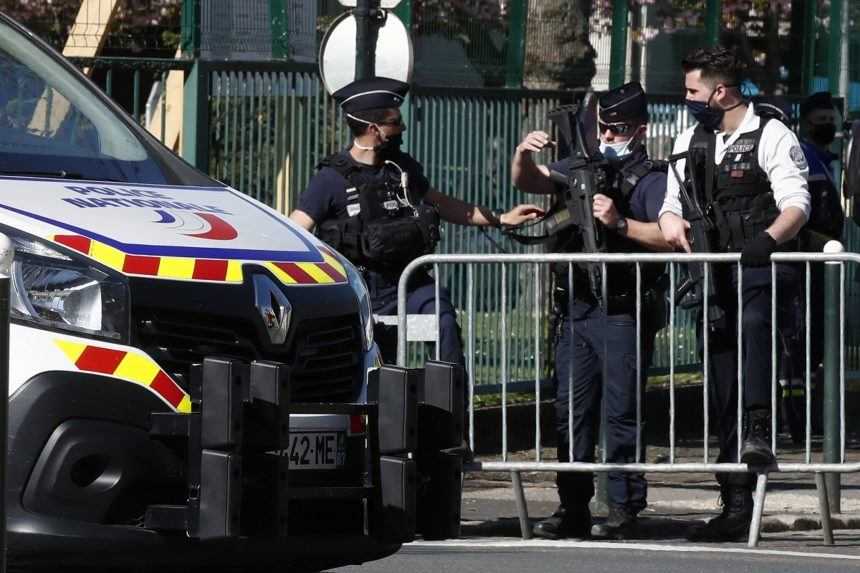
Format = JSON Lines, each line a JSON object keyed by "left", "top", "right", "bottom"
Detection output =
{"left": 315, "top": 152, "right": 440, "bottom": 272}
{"left": 687, "top": 118, "right": 779, "bottom": 251}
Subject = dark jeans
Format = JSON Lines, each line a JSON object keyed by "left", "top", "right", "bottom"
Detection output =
{"left": 700, "top": 263, "right": 799, "bottom": 487}
{"left": 553, "top": 303, "right": 657, "bottom": 513}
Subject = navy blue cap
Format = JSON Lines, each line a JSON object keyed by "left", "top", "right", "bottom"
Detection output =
{"left": 598, "top": 81, "right": 648, "bottom": 123}
{"left": 333, "top": 77, "right": 409, "bottom": 114}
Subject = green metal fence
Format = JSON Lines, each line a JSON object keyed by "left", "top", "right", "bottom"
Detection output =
{"left": 66, "top": 57, "right": 860, "bottom": 385}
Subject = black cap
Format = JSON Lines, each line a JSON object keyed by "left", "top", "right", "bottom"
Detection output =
{"left": 598, "top": 81, "right": 648, "bottom": 124}
{"left": 800, "top": 91, "right": 835, "bottom": 118}
{"left": 332, "top": 77, "right": 409, "bottom": 115}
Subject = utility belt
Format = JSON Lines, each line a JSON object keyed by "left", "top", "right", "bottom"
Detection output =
{"left": 318, "top": 203, "right": 439, "bottom": 271}
{"left": 552, "top": 284, "right": 663, "bottom": 318}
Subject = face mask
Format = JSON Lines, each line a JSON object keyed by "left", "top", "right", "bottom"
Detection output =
{"left": 376, "top": 131, "right": 403, "bottom": 154}
{"left": 599, "top": 139, "right": 633, "bottom": 160}
{"left": 686, "top": 90, "right": 725, "bottom": 132}
{"left": 809, "top": 123, "right": 837, "bottom": 146}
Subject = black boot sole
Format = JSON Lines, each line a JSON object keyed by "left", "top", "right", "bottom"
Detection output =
{"left": 740, "top": 449, "right": 776, "bottom": 466}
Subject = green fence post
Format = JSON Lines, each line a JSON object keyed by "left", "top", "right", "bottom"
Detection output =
{"left": 182, "top": 60, "right": 210, "bottom": 172}
{"left": 609, "top": 0, "right": 628, "bottom": 89}
{"left": 823, "top": 251, "right": 842, "bottom": 513}
{"left": 801, "top": 0, "right": 817, "bottom": 94}
{"left": 394, "top": 0, "right": 413, "bottom": 147}
{"left": 704, "top": 0, "right": 721, "bottom": 46}
{"left": 827, "top": 0, "right": 844, "bottom": 94}
{"left": 271, "top": 0, "right": 290, "bottom": 60}
{"left": 181, "top": 0, "right": 200, "bottom": 58}
{"left": 505, "top": 0, "right": 527, "bottom": 88}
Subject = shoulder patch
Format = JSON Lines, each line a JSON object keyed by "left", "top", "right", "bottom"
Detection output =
{"left": 790, "top": 145, "right": 808, "bottom": 168}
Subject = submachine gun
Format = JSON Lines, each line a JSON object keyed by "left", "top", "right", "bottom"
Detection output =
{"left": 667, "top": 151, "right": 720, "bottom": 313}
{"left": 538, "top": 93, "right": 614, "bottom": 304}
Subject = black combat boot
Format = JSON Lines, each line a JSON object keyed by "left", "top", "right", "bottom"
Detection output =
{"left": 590, "top": 504, "right": 637, "bottom": 539}
{"left": 740, "top": 409, "right": 776, "bottom": 466}
{"left": 687, "top": 485, "right": 753, "bottom": 542}
{"left": 532, "top": 505, "right": 592, "bottom": 540}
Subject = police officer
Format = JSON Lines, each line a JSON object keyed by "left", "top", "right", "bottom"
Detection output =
{"left": 290, "top": 77, "right": 542, "bottom": 367}
{"left": 659, "top": 47, "right": 810, "bottom": 541}
{"left": 779, "top": 92, "right": 846, "bottom": 440}
{"left": 512, "top": 81, "right": 671, "bottom": 540}
{"left": 799, "top": 92, "right": 845, "bottom": 240}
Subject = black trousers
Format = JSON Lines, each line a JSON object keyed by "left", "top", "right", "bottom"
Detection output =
{"left": 699, "top": 264, "right": 799, "bottom": 487}
{"left": 553, "top": 301, "right": 659, "bottom": 512}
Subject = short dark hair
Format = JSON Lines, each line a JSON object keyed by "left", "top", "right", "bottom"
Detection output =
{"left": 681, "top": 46, "right": 747, "bottom": 88}
{"left": 345, "top": 108, "right": 394, "bottom": 138}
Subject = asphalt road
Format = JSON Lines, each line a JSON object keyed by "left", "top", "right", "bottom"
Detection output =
{"left": 329, "top": 534, "right": 860, "bottom": 573}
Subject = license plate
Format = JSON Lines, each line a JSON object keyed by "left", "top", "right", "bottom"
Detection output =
{"left": 282, "top": 432, "right": 345, "bottom": 470}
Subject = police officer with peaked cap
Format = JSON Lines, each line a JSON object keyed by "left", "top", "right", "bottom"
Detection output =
{"left": 290, "top": 76, "right": 543, "bottom": 369}
{"left": 779, "top": 92, "right": 847, "bottom": 441}
{"left": 512, "top": 81, "right": 672, "bottom": 540}
{"left": 659, "top": 46, "right": 810, "bottom": 542}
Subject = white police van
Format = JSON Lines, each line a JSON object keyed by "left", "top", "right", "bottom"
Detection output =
{"left": 0, "top": 12, "right": 463, "bottom": 572}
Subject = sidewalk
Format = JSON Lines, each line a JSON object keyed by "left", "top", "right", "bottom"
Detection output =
{"left": 461, "top": 442, "right": 860, "bottom": 539}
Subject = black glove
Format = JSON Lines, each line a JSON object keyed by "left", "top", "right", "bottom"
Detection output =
{"left": 740, "top": 231, "right": 777, "bottom": 266}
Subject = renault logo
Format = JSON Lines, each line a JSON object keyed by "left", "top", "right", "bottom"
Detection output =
{"left": 253, "top": 275, "right": 292, "bottom": 345}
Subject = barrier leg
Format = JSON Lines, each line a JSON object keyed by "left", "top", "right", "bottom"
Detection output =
{"left": 815, "top": 472, "right": 834, "bottom": 545}
{"left": 511, "top": 471, "right": 532, "bottom": 540}
{"left": 747, "top": 472, "right": 768, "bottom": 548}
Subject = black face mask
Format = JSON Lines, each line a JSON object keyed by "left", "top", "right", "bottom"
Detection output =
{"left": 809, "top": 123, "right": 837, "bottom": 146}
{"left": 377, "top": 132, "right": 403, "bottom": 154}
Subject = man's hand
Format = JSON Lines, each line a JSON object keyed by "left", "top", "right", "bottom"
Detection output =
{"left": 500, "top": 204, "right": 545, "bottom": 227}
{"left": 517, "top": 131, "right": 554, "bottom": 154}
{"left": 592, "top": 193, "right": 619, "bottom": 227}
{"left": 659, "top": 212, "right": 692, "bottom": 253}
{"left": 740, "top": 231, "right": 777, "bottom": 266}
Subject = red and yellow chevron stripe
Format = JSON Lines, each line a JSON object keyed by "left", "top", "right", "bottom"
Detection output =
{"left": 51, "top": 234, "right": 346, "bottom": 286}
{"left": 55, "top": 340, "right": 191, "bottom": 413}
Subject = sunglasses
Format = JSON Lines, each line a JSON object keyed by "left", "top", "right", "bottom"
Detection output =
{"left": 376, "top": 117, "right": 405, "bottom": 128}
{"left": 598, "top": 121, "right": 636, "bottom": 135}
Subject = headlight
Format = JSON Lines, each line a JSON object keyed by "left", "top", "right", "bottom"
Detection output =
{"left": 342, "top": 258, "right": 374, "bottom": 351}
{"left": 7, "top": 230, "right": 129, "bottom": 341}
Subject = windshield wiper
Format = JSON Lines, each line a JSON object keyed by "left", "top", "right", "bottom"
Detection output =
{"left": 0, "top": 169, "right": 87, "bottom": 179}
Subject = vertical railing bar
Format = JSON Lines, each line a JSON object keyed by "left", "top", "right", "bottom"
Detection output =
{"left": 568, "top": 262, "right": 574, "bottom": 465}
{"left": 771, "top": 261, "right": 777, "bottom": 455}
{"left": 534, "top": 262, "right": 541, "bottom": 461}
{"left": 806, "top": 260, "right": 812, "bottom": 464}
{"left": 840, "top": 262, "right": 846, "bottom": 463}
{"left": 468, "top": 263, "right": 476, "bottom": 452}
{"left": 703, "top": 261, "right": 710, "bottom": 462}
{"left": 435, "top": 263, "right": 441, "bottom": 361}
{"left": 669, "top": 261, "right": 676, "bottom": 464}
{"left": 635, "top": 261, "right": 642, "bottom": 462}
{"left": 737, "top": 261, "right": 743, "bottom": 462}
{"left": 501, "top": 263, "right": 508, "bottom": 461}
{"left": 601, "top": 261, "right": 608, "bottom": 464}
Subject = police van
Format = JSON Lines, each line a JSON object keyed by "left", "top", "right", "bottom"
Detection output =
{"left": 0, "top": 12, "right": 462, "bottom": 572}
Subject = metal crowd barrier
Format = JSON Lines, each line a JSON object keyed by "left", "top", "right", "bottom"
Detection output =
{"left": 396, "top": 248, "right": 857, "bottom": 548}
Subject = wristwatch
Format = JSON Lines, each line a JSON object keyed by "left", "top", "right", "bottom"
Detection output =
{"left": 614, "top": 217, "right": 628, "bottom": 235}
{"left": 490, "top": 208, "right": 504, "bottom": 228}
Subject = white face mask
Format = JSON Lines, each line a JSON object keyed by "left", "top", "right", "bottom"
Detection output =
{"left": 599, "top": 139, "right": 633, "bottom": 160}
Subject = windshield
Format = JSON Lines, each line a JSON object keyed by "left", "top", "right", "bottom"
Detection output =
{"left": 0, "top": 19, "right": 168, "bottom": 184}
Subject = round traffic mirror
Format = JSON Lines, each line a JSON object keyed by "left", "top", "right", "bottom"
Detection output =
{"left": 319, "top": 10, "right": 413, "bottom": 96}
